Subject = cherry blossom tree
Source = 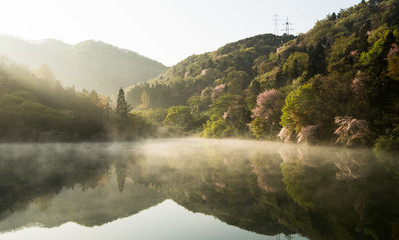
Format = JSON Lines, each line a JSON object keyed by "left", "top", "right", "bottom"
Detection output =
{"left": 334, "top": 116, "right": 369, "bottom": 146}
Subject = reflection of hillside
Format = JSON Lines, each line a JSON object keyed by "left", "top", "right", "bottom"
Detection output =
{"left": 279, "top": 145, "right": 399, "bottom": 240}
{"left": 0, "top": 143, "right": 165, "bottom": 232}
{"left": 133, "top": 140, "right": 298, "bottom": 236}
{"left": 132, "top": 139, "right": 399, "bottom": 240}
{"left": 0, "top": 140, "right": 397, "bottom": 240}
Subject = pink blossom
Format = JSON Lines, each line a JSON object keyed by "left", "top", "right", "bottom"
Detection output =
{"left": 388, "top": 43, "right": 399, "bottom": 57}
{"left": 201, "top": 69, "right": 209, "bottom": 75}
{"left": 297, "top": 125, "right": 318, "bottom": 143}
{"left": 211, "top": 84, "right": 226, "bottom": 101}
{"left": 223, "top": 111, "right": 229, "bottom": 120}
{"left": 251, "top": 89, "right": 283, "bottom": 120}
{"left": 278, "top": 127, "right": 292, "bottom": 142}
{"left": 334, "top": 116, "right": 369, "bottom": 146}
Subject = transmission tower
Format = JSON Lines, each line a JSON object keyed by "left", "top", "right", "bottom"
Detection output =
{"left": 272, "top": 14, "right": 280, "bottom": 36}
{"left": 282, "top": 17, "right": 294, "bottom": 35}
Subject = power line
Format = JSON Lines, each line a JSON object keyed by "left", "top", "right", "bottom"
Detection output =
{"left": 282, "top": 17, "right": 294, "bottom": 35}
{"left": 272, "top": 14, "right": 280, "bottom": 36}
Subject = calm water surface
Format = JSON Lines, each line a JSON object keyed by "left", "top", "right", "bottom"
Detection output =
{"left": 0, "top": 138, "right": 397, "bottom": 240}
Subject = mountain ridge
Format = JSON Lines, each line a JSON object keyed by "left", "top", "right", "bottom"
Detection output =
{"left": 0, "top": 35, "right": 167, "bottom": 95}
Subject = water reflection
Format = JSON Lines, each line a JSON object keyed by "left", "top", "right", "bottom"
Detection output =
{"left": 0, "top": 143, "right": 164, "bottom": 230}
{"left": 0, "top": 139, "right": 397, "bottom": 240}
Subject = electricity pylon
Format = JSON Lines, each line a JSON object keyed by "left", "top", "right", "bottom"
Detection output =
{"left": 282, "top": 17, "right": 294, "bottom": 35}
{"left": 272, "top": 14, "right": 280, "bottom": 36}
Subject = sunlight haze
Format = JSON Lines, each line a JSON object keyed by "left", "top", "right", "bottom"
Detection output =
{"left": 0, "top": 0, "right": 360, "bottom": 66}
{"left": 0, "top": 0, "right": 398, "bottom": 237}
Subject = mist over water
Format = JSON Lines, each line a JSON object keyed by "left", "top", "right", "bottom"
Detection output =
{"left": 0, "top": 139, "right": 397, "bottom": 240}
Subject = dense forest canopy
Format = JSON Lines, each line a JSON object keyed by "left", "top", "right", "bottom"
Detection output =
{"left": 0, "top": 36, "right": 167, "bottom": 95}
{"left": 124, "top": 0, "right": 399, "bottom": 150}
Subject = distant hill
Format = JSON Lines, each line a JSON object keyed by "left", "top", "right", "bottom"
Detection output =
{"left": 0, "top": 36, "right": 167, "bottom": 95}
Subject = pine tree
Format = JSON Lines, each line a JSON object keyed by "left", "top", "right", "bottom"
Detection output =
{"left": 116, "top": 88, "right": 128, "bottom": 123}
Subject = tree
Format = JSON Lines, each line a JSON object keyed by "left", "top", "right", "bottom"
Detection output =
{"left": 249, "top": 89, "right": 284, "bottom": 138}
{"left": 330, "top": 12, "right": 337, "bottom": 21}
{"left": 388, "top": 55, "right": 399, "bottom": 81}
{"left": 35, "top": 64, "right": 56, "bottom": 83}
{"left": 163, "top": 105, "right": 194, "bottom": 133}
{"left": 280, "top": 83, "right": 316, "bottom": 137}
{"left": 140, "top": 90, "right": 150, "bottom": 109}
{"left": 334, "top": 116, "right": 369, "bottom": 146}
{"left": 246, "top": 80, "right": 262, "bottom": 109}
{"left": 116, "top": 88, "right": 128, "bottom": 124}
{"left": 252, "top": 89, "right": 284, "bottom": 126}
{"left": 35, "top": 64, "right": 63, "bottom": 90}
{"left": 225, "top": 70, "right": 250, "bottom": 94}
{"left": 201, "top": 117, "right": 233, "bottom": 138}
{"left": 248, "top": 117, "right": 270, "bottom": 139}
{"left": 282, "top": 52, "right": 309, "bottom": 79}
{"left": 202, "top": 94, "right": 247, "bottom": 138}
{"left": 360, "top": 30, "right": 395, "bottom": 77}
{"left": 308, "top": 42, "right": 327, "bottom": 77}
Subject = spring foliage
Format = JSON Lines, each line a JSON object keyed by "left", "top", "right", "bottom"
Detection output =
{"left": 122, "top": 0, "right": 399, "bottom": 149}
{"left": 2, "top": 0, "right": 398, "bottom": 149}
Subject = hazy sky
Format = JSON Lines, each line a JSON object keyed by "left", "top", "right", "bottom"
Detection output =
{"left": 0, "top": 0, "right": 360, "bottom": 66}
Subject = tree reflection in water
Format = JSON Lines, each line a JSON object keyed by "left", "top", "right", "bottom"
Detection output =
{"left": 0, "top": 139, "right": 397, "bottom": 240}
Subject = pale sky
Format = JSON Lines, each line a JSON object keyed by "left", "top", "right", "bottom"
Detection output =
{"left": 0, "top": 0, "right": 360, "bottom": 66}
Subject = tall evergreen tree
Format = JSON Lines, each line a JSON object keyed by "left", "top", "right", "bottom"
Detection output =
{"left": 116, "top": 88, "right": 128, "bottom": 123}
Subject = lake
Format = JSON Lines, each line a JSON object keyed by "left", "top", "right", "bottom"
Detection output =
{"left": 0, "top": 138, "right": 397, "bottom": 240}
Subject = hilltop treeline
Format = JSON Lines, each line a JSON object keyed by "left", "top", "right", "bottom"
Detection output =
{"left": 125, "top": 0, "right": 399, "bottom": 150}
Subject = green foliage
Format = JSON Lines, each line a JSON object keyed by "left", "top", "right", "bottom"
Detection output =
{"left": 0, "top": 60, "right": 109, "bottom": 141}
{"left": 280, "top": 83, "right": 315, "bottom": 135}
{"left": 282, "top": 52, "right": 309, "bottom": 78}
{"left": 3, "top": 0, "right": 398, "bottom": 146}
{"left": 255, "top": 68, "right": 279, "bottom": 90}
{"left": 246, "top": 79, "right": 262, "bottom": 109}
{"left": 281, "top": 163, "right": 315, "bottom": 208}
{"left": 201, "top": 117, "right": 233, "bottom": 138}
{"left": 133, "top": 108, "right": 168, "bottom": 124}
{"left": 225, "top": 70, "right": 250, "bottom": 94}
{"left": 360, "top": 34, "right": 386, "bottom": 66}
{"left": 373, "top": 126, "right": 399, "bottom": 151}
{"left": 128, "top": 0, "right": 399, "bottom": 145}
{"left": 248, "top": 117, "right": 271, "bottom": 139}
{"left": 328, "top": 35, "right": 356, "bottom": 72}
{"left": 201, "top": 93, "right": 250, "bottom": 138}
{"left": 388, "top": 56, "right": 399, "bottom": 81}
{"left": 125, "top": 34, "right": 292, "bottom": 110}
{"left": 116, "top": 88, "right": 129, "bottom": 123}
{"left": 122, "top": 0, "right": 399, "bottom": 146}
{"left": 127, "top": 112, "right": 158, "bottom": 138}
{"left": 163, "top": 105, "right": 202, "bottom": 134}
{"left": 127, "top": 108, "right": 169, "bottom": 137}
{"left": 209, "top": 94, "right": 242, "bottom": 117}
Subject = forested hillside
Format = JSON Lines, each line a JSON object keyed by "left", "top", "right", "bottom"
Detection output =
{"left": 0, "top": 36, "right": 166, "bottom": 95}
{"left": 0, "top": 57, "right": 144, "bottom": 141}
{"left": 125, "top": 0, "right": 399, "bottom": 150}
{"left": 126, "top": 34, "right": 294, "bottom": 108}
